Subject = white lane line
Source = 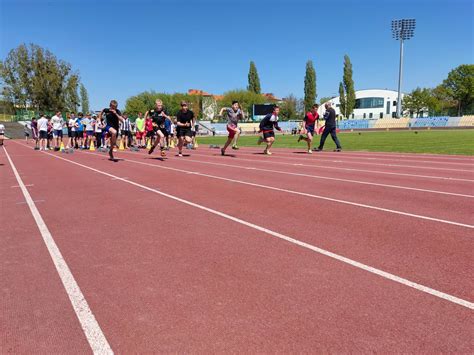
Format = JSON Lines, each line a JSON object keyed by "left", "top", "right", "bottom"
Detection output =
{"left": 168, "top": 157, "right": 474, "bottom": 199}
{"left": 221, "top": 150, "right": 474, "bottom": 172}
{"left": 238, "top": 149, "right": 474, "bottom": 166}
{"left": 12, "top": 184, "right": 34, "bottom": 188}
{"left": 3, "top": 147, "right": 113, "bottom": 355}
{"left": 191, "top": 152, "right": 474, "bottom": 183}
{"left": 43, "top": 150, "right": 474, "bottom": 310}
{"left": 103, "top": 155, "right": 474, "bottom": 229}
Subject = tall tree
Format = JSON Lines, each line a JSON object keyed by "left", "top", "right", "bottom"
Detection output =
{"left": 0, "top": 43, "right": 81, "bottom": 112}
{"left": 80, "top": 84, "right": 89, "bottom": 113}
{"left": 442, "top": 64, "right": 474, "bottom": 115}
{"left": 65, "top": 74, "right": 80, "bottom": 112}
{"left": 338, "top": 82, "right": 346, "bottom": 117}
{"left": 303, "top": 60, "right": 316, "bottom": 112}
{"left": 247, "top": 61, "right": 261, "bottom": 94}
{"left": 342, "top": 55, "right": 356, "bottom": 117}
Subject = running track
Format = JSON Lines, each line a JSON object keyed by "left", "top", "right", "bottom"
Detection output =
{"left": 1, "top": 141, "right": 473, "bottom": 353}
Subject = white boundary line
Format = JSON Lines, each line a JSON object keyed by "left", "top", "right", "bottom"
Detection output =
{"left": 207, "top": 149, "right": 474, "bottom": 172}
{"left": 88, "top": 153, "right": 472, "bottom": 229}
{"left": 157, "top": 155, "right": 474, "bottom": 199}
{"left": 40, "top": 150, "right": 474, "bottom": 310}
{"left": 232, "top": 148, "right": 474, "bottom": 166}
{"left": 3, "top": 147, "right": 113, "bottom": 355}
{"left": 190, "top": 151, "right": 474, "bottom": 183}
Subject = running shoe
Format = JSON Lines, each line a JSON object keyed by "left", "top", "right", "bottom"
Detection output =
{"left": 178, "top": 152, "right": 183, "bottom": 157}
{"left": 334, "top": 148, "right": 342, "bottom": 152}
{"left": 232, "top": 145, "right": 239, "bottom": 150}
{"left": 264, "top": 150, "right": 272, "bottom": 155}
{"left": 160, "top": 149, "right": 166, "bottom": 157}
{"left": 221, "top": 148, "right": 225, "bottom": 156}
{"left": 307, "top": 149, "right": 313, "bottom": 154}
{"left": 148, "top": 145, "right": 155, "bottom": 155}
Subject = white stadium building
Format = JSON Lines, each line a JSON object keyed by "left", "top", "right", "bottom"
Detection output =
{"left": 319, "top": 89, "right": 422, "bottom": 119}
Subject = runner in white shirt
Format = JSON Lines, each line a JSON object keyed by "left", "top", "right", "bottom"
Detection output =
{"left": 50, "top": 110, "right": 64, "bottom": 149}
{"left": 37, "top": 114, "right": 49, "bottom": 151}
{"left": 0, "top": 123, "right": 5, "bottom": 146}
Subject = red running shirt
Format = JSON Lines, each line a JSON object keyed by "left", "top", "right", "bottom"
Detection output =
{"left": 304, "top": 112, "right": 319, "bottom": 126}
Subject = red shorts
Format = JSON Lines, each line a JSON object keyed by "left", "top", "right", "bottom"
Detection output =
{"left": 227, "top": 125, "right": 238, "bottom": 138}
{"left": 136, "top": 131, "right": 145, "bottom": 139}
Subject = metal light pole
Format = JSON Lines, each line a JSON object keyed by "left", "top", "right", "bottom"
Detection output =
{"left": 391, "top": 19, "right": 415, "bottom": 118}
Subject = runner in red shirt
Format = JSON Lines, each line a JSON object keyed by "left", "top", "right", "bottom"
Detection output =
{"left": 298, "top": 104, "right": 320, "bottom": 153}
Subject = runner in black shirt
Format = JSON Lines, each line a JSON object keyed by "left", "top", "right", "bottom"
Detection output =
{"left": 145, "top": 99, "right": 170, "bottom": 157}
{"left": 98, "top": 100, "right": 125, "bottom": 160}
{"left": 316, "top": 102, "right": 342, "bottom": 152}
{"left": 257, "top": 105, "right": 282, "bottom": 155}
{"left": 176, "top": 101, "right": 195, "bottom": 157}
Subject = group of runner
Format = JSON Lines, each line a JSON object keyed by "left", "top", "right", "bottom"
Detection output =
{"left": 22, "top": 99, "right": 341, "bottom": 160}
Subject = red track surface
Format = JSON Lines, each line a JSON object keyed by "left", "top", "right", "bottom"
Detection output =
{"left": 1, "top": 141, "right": 473, "bottom": 353}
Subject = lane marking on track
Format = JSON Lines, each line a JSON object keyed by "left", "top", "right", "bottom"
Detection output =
{"left": 89, "top": 153, "right": 473, "bottom": 229}
{"left": 213, "top": 150, "right": 474, "bottom": 172}
{"left": 236, "top": 149, "right": 474, "bottom": 166}
{"left": 41, "top": 150, "right": 474, "bottom": 310}
{"left": 3, "top": 147, "right": 113, "bottom": 355}
{"left": 163, "top": 157, "right": 474, "bottom": 199}
{"left": 12, "top": 184, "right": 34, "bottom": 188}
{"left": 189, "top": 152, "right": 474, "bottom": 182}
{"left": 16, "top": 199, "right": 44, "bottom": 204}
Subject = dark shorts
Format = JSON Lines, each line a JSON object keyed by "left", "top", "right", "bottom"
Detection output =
{"left": 24, "top": 132, "right": 30, "bottom": 137}
{"left": 76, "top": 130, "right": 83, "bottom": 138}
{"left": 159, "top": 128, "right": 169, "bottom": 137}
{"left": 67, "top": 129, "right": 72, "bottom": 137}
{"left": 306, "top": 124, "right": 315, "bottom": 136}
{"left": 105, "top": 125, "right": 118, "bottom": 134}
{"left": 85, "top": 130, "right": 93, "bottom": 136}
{"left": 177, "top": 127, "right": 192, "bottom": 138}
{"left": 263, "top": 131, "right": 275, "bottom": 139}
{"left": 39, "top": 131, "right": 48, "bottom": 139}
{"left": 146, "top": 130, "right": 155, "bottom": 138}
{"left": 121, "top": 130, "right": 130, "bottom": 137}
{"left": 54, "top": 129, "right": 63, "bottom": 137}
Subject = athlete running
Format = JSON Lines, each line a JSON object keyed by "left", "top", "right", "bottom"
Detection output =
{"left": 98, "top": 100, "right": 125, "bottom": 160}
{"left": 298, "top": 104, "right": 320, "bottom": 153}
{"left": 257, "top": 105, "right": 282, "bottom": 155}
{"left": 219, "top": 100, "right": 244, "bottom": 156}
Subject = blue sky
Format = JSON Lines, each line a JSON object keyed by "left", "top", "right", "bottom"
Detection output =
{"left": 1, "top": 0, "right": 473, "bottom": 110}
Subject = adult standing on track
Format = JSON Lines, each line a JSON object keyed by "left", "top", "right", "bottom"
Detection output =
{"left": 298, "top": 104, "right": 320, "bottom": 154}
{"left": 98, "top": 100, "right": 125, "bottom": 160}
{"left": 316, "top": 102, "right": 342, "bottom": 152}
{"left": 37, "top": 114, "right": 49, "bottom": 151}
{"left": 146, "top": 99, "right": 170, "bottom": 157}
{"left": 257, "top": 105, "right": 282, "bottom": 155}
{"left": 176, "top": 101, "right": 195, "bottom": 157}
{"left": 31, "top": 117, "right": 39, "bottom": 149}
{"left": 219, "top": 100, "right": 244, "bottom": 156}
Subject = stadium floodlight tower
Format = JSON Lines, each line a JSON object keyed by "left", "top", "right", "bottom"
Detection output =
{"left": 391, "top": 18, "right": 416, "bottom": 118}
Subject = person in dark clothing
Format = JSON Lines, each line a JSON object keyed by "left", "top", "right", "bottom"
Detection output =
{"left": 316, "top": 102, "right": 342, "bottom": 152}
{"left": 98, "top": 100, "right": 125, "bottom": 160}
{"left": 146, "top": 99, "right": 170, "bottom": 157}
{"left": 257, "top": 105, "right": 282, "bottom": 155}
{"left": 176, "top": 101, "right": 195, "bottom": 157}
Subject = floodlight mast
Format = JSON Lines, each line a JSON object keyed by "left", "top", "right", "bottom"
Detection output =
{"left": 392, "top": 19, "right": 416, "bottom": 118}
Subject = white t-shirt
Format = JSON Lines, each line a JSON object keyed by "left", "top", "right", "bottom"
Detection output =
{"left": 51, "top": 115, "right": 63, "bottom": 130}
{"left": 69, "top": 118, "right": 76, "bottom": 131}
{"left": 37, "top": 117, "right": 49, "bottom": 132}
{"left": 0, "top": 124, "right": 5, "bottom": 134}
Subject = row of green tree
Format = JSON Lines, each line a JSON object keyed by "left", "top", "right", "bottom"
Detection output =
{"left": 402, "top": 64, "right": 474, "bottom": 117}
{"left": 0, "top": 43, "right": 90, "bottom": 114}
{"left": 125, "top": 57, "right": 356, "bottom": 120}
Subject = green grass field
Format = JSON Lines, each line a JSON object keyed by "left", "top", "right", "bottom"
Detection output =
{"left": 198, "top": 129, "right": 474, "bottom": 155}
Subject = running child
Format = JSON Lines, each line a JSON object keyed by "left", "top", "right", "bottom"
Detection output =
{"left": 257, "top": 105, "right": 282, "bottom": 155}
{"left": 0, "top": 122, "right": 5, "bottom": 146}
{"left": 146, "top": 99, "right": 170, "bottom": 157}
{"left": 219, "top": 100, "right": 244, "bottom": 155}
{"left": 31, "top": 117, "right": 39, "bottom": 149}
{"left": 298, "top": 104, "right": 319, "bottom": 153}
{"left": 176, "top": 101, "right": 195, "bottom": 157}
{"left": 98, "top": 100, "right": 125, "bottom": 160}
